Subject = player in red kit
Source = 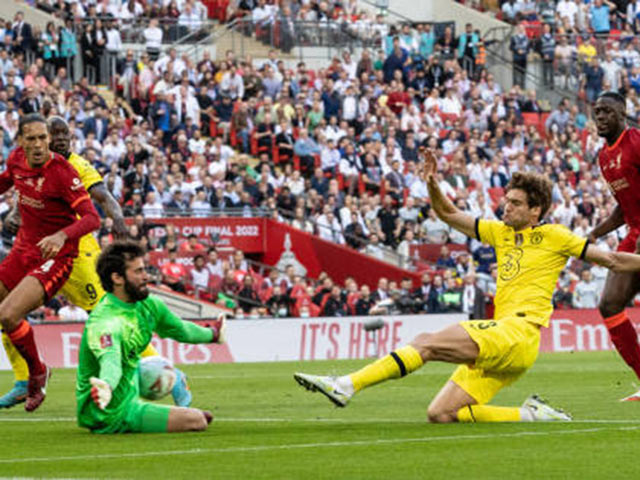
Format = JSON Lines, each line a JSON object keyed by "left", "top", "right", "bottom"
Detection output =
{"left": 0, "top": 114, "right": 100, "bottom": 411}
{"left": 590, "top": 92, "right": 640, "bottom": 401}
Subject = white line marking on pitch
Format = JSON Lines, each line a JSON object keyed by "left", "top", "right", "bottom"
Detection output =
{"left": 0, "top": 425, "right": 638, "bottom": 464}
{"left": 1, "top": 417, "right": 640, "bottom": 425}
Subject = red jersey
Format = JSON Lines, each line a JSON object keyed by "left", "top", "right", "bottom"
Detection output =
{"left": 161, "top": 262, "right": 187, "bottom": 283}
{"left": 598, "top": 128, "right": 640, "bottom": 229}
{"left": 0, "top": 148, "right": 93, "bottom": 256}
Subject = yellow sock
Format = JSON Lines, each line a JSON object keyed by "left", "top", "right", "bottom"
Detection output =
{"left": 457, "top": 405, "right": 523, "bottom": 423}
{"left": 141, "top": 343, "right": 159, "bottom": 358}
{"left": 2, "top": 332, "right": 29, "bottom": 382}
{"left": 350, "top": 345, "right": 424, "bottom": 392}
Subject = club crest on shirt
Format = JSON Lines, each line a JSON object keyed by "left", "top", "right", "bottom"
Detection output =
{"left": 100, "top": 334, "right": 113, "bottom": 349}
{"left": 530, "top": 231, "right": 543, "bottom": 245}
{"left": 603, "top": 152, "right": 622, "bottom": 171}
{"left": 35, "top": 177, "right": 45, "bottom": 191}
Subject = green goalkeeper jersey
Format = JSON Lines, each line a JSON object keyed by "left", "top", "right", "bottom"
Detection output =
{"left": 76, "top": 293, "right": 213, "bottom": 432}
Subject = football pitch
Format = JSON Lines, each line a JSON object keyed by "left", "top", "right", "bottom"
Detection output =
{"left": 0, "top": 352, "right": 639, "bottom": 479}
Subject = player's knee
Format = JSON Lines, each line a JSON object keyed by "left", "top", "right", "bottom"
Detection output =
{"left": 409, "top": 333, "right": 433, "bottom": 361}
{"left": 598, "top": 296, "right": 624, "bottom": 319}
{"left": 426, "top": 406, "right": 456, "bottom": 424}
{"left": 0, "top": 310, "right": 19, "bottom": 330}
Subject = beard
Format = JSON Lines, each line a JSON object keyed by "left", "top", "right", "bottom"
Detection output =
{"left": 124, "top": 278, "right": 149, "bottom": 302}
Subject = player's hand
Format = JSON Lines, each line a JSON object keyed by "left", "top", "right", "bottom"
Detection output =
{"left": 90, "top": 377, "right": 112, "bottom": 410}
{"left": 421, "top": 148, "right": 438, "bottom": 180}
{"left": 112, "top": 218, "right": 129, "bottom": 240}
{"left": 37, "top": 231, "right": 68, "bottom": 259}
{"left": 3, "top": 209, "right": 21, "bottom": 235}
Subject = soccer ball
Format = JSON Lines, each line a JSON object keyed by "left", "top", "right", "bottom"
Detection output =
{"left": 139, "top": 356, "right": 176, "bottom": 401}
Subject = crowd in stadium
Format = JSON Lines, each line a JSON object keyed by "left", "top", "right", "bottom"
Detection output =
{"left": 0, "top": 0, "right": 636, "bottom": 319}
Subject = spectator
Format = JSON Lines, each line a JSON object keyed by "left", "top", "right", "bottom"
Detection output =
{"left": 355, "top": 284, "right": 375, "bottom": 315}
{"left": 190, "top": 254, "right": 210, "bottom": 297}
{"left": 510, "top": 23, "right": 529, "bottom": 89}
{"left": 161, "top": 248, "right": 187, "bottom": 293}
{"left": 323, "top": 285, "right": 348, "bottom": 316}
{"left": 238, "top": 275, "right": 261, "bottom": 313}
{"left": 461, "top": 273, "right": 486, "bottom": 319}
{"left": 58, "top": 302, "right": 89, "bottom": 321}
{"left": 572, "top": 269, "right": 600, "bottom": 308}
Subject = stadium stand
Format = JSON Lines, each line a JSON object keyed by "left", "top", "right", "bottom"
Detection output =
{"left": 0, "top": 0, "right": 632, "bottom": 320}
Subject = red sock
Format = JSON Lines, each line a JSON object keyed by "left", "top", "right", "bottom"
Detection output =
{"left": 7, "top": 320, "right": 45, "bottom": 377}
{"left": 605, "top": 312, "right": 640, "bottom": 380}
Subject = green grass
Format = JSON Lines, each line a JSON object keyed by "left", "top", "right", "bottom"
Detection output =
{"left": 1, "top": 351, "right": 639, "bottom": 479}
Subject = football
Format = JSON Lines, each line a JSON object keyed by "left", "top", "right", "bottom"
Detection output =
{"left": 138, "top": 356, "right": 176, "bottom": 400}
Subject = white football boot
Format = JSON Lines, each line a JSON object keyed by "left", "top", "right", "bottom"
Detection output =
{"left": 293, "top": 373, "right": 352, "bottom": 407}
{"left": 522, "top": 394, "right": 572, "bottom": 421}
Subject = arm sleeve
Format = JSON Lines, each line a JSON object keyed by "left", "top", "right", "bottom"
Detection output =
{"left": 62, "top": 196, "right": 101, "bottom": 240}
{"left": 476, "top": 219, "right": 503, "bottom": 247}
{"left": 70, "top": 153, "right": 104, "bottom": 190}
{"left": 87, "top": 319, "right": 123, "bottom": 390}
{"left": 551, "top": 225, "right": 590, "bottom": 258}
{"left": 0, "top": 168, "right": 13, "bottom": 194}
{"left": 152, "top": 297, "right": 215, "bottom": 343}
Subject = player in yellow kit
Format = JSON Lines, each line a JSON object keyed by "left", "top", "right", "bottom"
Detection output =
{"left": 0, "top": 117, "right": 192, "bottom": 409}
{"left": 295, "top": 151, "right": 640, "bottom": 422}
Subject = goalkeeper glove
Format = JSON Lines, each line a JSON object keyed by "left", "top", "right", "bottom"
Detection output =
{"left": 90, "top": 377, "right": 112, "bottom": 410}
{"left": 208, "top": 313, "right": 227, "bottom": 344}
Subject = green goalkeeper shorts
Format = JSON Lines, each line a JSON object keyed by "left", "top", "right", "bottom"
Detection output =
{"left": 123, "top": 400, "right": 171, "bottom": 433}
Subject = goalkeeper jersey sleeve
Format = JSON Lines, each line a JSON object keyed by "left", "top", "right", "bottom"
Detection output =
{"left": 150, "top": 296, "right": 214, "bottom": 343}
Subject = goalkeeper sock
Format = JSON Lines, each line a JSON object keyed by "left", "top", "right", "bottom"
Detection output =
{"left": 347, "top": 345, "right": 424, "bottom": 393}
{"left": 7, "top": 321, "right": 46, "bottom": 377}
{"left": 604, "top": 312, "right": 640, "bottom": 380}
{"left": 457, "top": 405, "right": 529, "bottom": 423}
{"left": 2, "top": 331, "right": 29, "bottom": 382}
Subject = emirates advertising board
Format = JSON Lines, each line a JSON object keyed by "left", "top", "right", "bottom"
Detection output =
{"left": 0, "top": 309, "right": 638, "bottom": 370}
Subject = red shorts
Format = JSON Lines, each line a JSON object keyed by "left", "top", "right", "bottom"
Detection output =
{"left": 0, "top": 244, "right": 75, "bottom": 301}
{"left": 617, "top": 228, "right": 640, "bottom": 253}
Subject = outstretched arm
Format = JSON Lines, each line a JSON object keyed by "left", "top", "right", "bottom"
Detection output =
{"left": 423, "top": 149, "right": 476, "bottom": 239}
{"left": 584, "top": 244, "right": 640, "bottom": 272}
{"left": 588, "top": 204, "right": 624, "bottom": 242}
{"left": 153, "top": 298, "right": 215, "bottom": 343}
{"left": 89, "top": 182, "right": 128, "bottom": 238}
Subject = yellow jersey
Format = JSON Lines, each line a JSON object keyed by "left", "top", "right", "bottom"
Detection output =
{"left": 476, "top": 219, "right": 588, "bottom": 327}
{"left": 68, "top": 152, "right": 102, "bottom": 254}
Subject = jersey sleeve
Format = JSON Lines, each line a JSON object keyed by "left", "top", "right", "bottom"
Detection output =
{"left": 86, "top": 316, "right": 123, "bottom": 390}
{"left": 69, "top": 153, "right": 103, "bottom": 191}
{"left": 150, "top": 296, "right": 214, "bottom": 343}
{"left": 548, "top": 224, "right": 589, "bottom": 259}
{"left": 0, "top": 166, "right": 13, "bottom": 194}
{"left": 475, "top": 219, "right": 504, "bottom": 247}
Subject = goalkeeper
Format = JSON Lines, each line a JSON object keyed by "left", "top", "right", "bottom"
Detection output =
{"left": 76, "top": 241, "right": 226, "bottom": 433}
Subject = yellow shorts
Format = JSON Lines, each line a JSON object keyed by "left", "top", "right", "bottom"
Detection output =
{"left": 59, "top": 248, "right": 105, "bottom": 311}
{"left": 450, "top": 317, "right": 541, "bottom": 405}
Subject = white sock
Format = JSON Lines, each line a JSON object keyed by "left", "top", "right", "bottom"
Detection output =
{"left": 336, "top": 375, "right": 355, "bottom": 396}
{"left": 520, "top": 407, "right": 535, "bottom": 422}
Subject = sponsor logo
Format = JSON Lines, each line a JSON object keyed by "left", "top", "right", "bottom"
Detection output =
{"left": 608, "top": 177, "right": 630, "bottom": 192}
{"left": 71, "top": 177, "right": 83, "bottom": 191}
{"left": 19, "top": 194, "right": 44, "bottom": 209}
